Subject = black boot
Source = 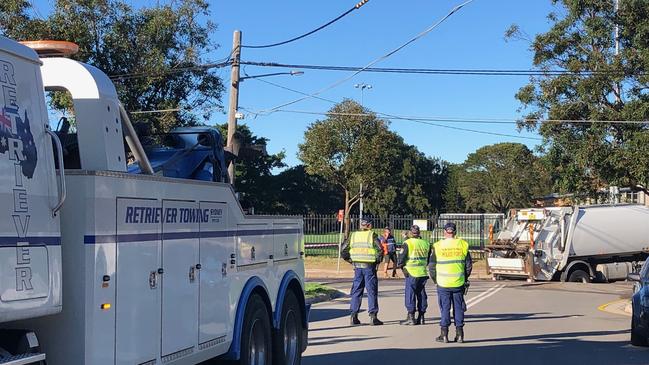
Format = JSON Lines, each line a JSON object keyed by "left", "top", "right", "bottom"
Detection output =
{"left": 454, "top": 327, "right": 464, "bottom": 343}
{"left": 399, "top": 312, "right": 416, "bottom": 325}
{"left": 369, "top": 313, "right": 384, "bottom": 326}
{"left": 350, "top": 312, "right": 361, "bottom": 326}
{"left": 416, "top": 312, "right": 426, "bottom": 325}
{"left": 435, "top": 327, "right": 449, "bottom": 343}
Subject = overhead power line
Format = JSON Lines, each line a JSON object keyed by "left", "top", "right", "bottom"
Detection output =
{"left": 243, "top": 108, "right": 542, "bottom": 141}
{"left": 242, "top": 0, "right": 370, "bottom": 49}
{"left": 262, "top": 108, "right": 649, "bottom": 126}
{"left": 109, "top": 61, "right": 231, "bottom": 81}
{"left": 257, "top": 0, "right": 475, "bottom": 115}
{"left": 241, "top": 61, "right": 637, "bottom": 77}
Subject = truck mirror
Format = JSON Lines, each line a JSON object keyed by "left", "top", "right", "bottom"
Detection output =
{"left": 628, "top": 273, "right": 641, "bottom": 282}
{"left": 197, "top": 133, "right": 212, "bottom": 147}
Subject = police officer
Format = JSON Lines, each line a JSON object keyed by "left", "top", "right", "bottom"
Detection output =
{"left": 397, "top": 225, "right": 431, "bottom": 325}
{"left": 341, "top": 219, "right": 384, "bottom": 326}
{"left": 429, "top": 222, "right": 472, "bottom": 343}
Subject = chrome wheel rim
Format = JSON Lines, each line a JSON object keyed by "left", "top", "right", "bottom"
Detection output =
{"left": 248, "top": 318, "right": 266, "bottom": 365}
{"left": 283, "top": 309, "right": 299, "bottom": 365}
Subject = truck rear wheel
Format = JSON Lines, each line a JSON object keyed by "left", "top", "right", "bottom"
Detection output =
{"left": 568, "top": 269, "right": 591, "bottom": 283}
{"left": 631, "top": 316, "right": 648, "bottom": 347}
{"left": 240, "top": 294, "right": 272, "bottom": 365}
{"left": 273, "top": 290, "right": 303, "bottom": 365}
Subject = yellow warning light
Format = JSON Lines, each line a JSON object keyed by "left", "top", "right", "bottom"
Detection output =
{"left": 19, "top": 40, "right": 79, "bottom": 57}
{"left": 100, "top": 303, "right": 111, "bottom": 310}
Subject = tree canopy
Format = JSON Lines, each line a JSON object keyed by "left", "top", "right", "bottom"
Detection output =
{"left": 1, "top": 0, "right": 224, "bottom": 133}
{"left": 456, "top": 143, "right": 550, "bottom": 213}
{"left": 299, "top": 99, "right": 448, "bottom": 232}
{"left": 511, "top": 0, "right": 649, "bottom": 196}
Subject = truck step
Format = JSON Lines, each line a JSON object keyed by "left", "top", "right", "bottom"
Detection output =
{"left": 0, "top": 353, "right": 46, "bottom": 365}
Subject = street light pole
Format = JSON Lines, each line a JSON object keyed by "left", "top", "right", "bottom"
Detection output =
{"left": 354, "top": 83, "right": 372, "bottom": 107}
{"left": 226, "top": 30, "right": 242, "bottom": 186}
{"left": 240, "top": 70, "right": 304, "bottom": 81}
{"left": 614, "top": 0, "right": 622, "bottom": 104}
{"left": 354, "top": 83, "right": 372, "bottom": 222}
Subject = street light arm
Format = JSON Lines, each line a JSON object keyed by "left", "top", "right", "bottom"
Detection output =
{"left": 240, "top": 71, "right": 304, "bottom": 81}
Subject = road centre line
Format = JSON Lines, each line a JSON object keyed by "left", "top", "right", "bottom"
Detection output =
{"left": 465, "top": 284, "right": 506, "bottom": 309}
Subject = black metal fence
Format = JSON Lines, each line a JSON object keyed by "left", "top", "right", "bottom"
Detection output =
{"left": 303, "top": 213, "right": 505, "bottom": 259}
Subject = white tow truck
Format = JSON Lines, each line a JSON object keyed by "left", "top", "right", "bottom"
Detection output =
{"left": 0, "top": 36, "right": 308, "bottom": 365}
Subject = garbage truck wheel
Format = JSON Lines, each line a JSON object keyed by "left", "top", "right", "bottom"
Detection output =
{"left": 568, "top": 269, "right": 591, "bottom": 283}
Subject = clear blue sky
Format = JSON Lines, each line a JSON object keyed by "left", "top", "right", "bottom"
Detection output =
{"left": 33, "top": 0, "right": 559, "bottom": 167}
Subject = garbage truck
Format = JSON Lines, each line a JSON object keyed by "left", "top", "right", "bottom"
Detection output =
{"left": 486, "top": 205, "right": 649, "bottom": 282}
{"left": 0, "top": 35, "right": 308, "bottom": 365}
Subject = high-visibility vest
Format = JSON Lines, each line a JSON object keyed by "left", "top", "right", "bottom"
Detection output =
{"left": 404, "top": 238, "right": 430, "bottom": 278}
{"left": 349, "top": 230, "right": 378, "bottom": 263}
{"left": 433, "top": 238, "right": 469, "bottom": 288}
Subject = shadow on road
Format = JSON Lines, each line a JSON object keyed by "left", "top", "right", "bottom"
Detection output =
{"left": 309, "top": 308, "right": 351, "bottom": 323}
{"left": 309, "top": 335, "right": 387, "bottom": 347}
{"left": 465, "top": 312, "right": 584, "bottom": 323}
{"left": 304, "top": 330, "right": 649, "bottom": 365}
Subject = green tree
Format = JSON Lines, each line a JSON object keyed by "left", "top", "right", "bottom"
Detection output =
{"left": 458, "top": 143, "right": 550, "bottom": 213}
{"left": 299, "top": 99, "right": 446, "bottom": 235}
{"left": 271, "top": 165, "right": 343, "bottom": 215}
{"left": 364, "top": 145, "right": 448, "bottom": 215}
{"left": 510, "top": 0, "right": 649, "bottom": 196}
{"left": 442, "top": 164, "right": 466, "bottom": 213}
{"left": 1, "top": 0, "right": 223, "bottom": 133}
{"left": 299, "top": 100, "right": 395, "bottom": 234}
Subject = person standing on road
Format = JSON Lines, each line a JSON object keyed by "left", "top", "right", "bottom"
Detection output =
{"left": 381, "top": 227, "right": 398, "bottom": 278}
{"left": 341, "top": 219, "right": 385, "bottom": 326}
{"left": 429, "top": 222, "right": 472, "bottom": 343}
{"left": 397, "top": 225, "right": 431, "bottom": 326}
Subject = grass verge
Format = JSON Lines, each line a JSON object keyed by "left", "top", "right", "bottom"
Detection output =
{"left": 305, "top": 282, "right": 338, "bottom": 299}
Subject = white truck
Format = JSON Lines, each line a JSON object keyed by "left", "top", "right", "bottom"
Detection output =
{"left": 0, "top": 36, "right": 308, "bottom": 365}
{"left": 486, "top": 206, "right": 649, "bottom": 283}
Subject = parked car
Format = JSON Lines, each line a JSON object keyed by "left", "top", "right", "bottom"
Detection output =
{"left": 629, "top": 257, "right": 649, "bottom": 346}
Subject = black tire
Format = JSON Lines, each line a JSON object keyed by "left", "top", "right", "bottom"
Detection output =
{"left": 239, "top": 294, "right": 272, "bottom": 365}
{"left": 568, "top": 269, "right": 591, "bottom": 283}
{"left": 631, "top": 316, "right": 648, "bottom": 347}
{"left": 273, "top": 290, "right": 303, "bottom": 365}
{"left": 594, "top": 271, "right": 608, "bottom": 283}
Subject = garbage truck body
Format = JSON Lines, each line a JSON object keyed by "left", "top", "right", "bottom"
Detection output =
{"left": 486, "top": 205, "right": 649, "bottom": 282}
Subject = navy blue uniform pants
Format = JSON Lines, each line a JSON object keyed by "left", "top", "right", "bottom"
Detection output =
{"left": 405, "top": 276, "right": 428, "bottom": 313}
{"left": 437, "top": 286, "right": 466, "bottom": 328}
{"left": 350, "top": 266, "right": 379, "bottom": 314}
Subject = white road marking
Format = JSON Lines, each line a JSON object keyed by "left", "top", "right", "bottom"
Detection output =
{"left": 463, "top": 284, "right": 501, "bottom": 305}
{"left": 465, "top": 284, "right": 506, "bottom": 309}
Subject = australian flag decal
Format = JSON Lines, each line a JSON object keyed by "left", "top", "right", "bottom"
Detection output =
{"left": 0, "top": 101, "right": 39, "bottom": 179}
{"left": 0, "top": 59, "right": 38, "bottom": 179}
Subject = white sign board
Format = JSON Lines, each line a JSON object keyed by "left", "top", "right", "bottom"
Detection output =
{"left": 412, "top": 219, "right": 428, "bottom": 231}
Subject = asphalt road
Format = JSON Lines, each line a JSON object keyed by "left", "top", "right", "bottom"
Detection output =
{"left": 303, "top": 280, "right": 649, "bottom": 365}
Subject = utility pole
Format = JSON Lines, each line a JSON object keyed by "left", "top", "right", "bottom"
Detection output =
{"left": 226, "top": 30, "right": 242, "bottom": 186}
